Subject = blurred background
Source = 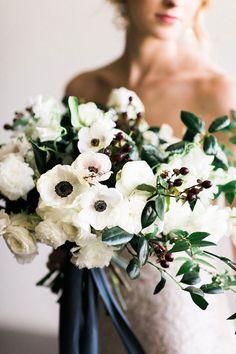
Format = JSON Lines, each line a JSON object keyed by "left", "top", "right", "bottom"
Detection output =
{"left": 1, "top": 0, "right": 236, "bottom": 353}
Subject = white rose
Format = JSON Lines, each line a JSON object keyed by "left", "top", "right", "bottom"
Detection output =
{"left": 77, "top": 118, "right": 115, "bottom": 153}
{"left": 71, "top": 237, "right": 115, "bottom": 269}
{"left": 72, "top": 151, "right": 112, "bottom": 184}
{"left": 116, "top": 160, "right": 155, "bottom": 196}
{"left": 4, "top": 225, "right": 38, "bottom": 262}
{"left": 107, "top": 87, "right": 145, "bottom": 119}
{"left": 0, "top": 154, "right": 34, "bottom": 200}
{"left": 78, "top": 184, "right": 122, "bottom": 230}
{"left": 35, "top": 220, "right": 68, "bottom": 249}
{"left": 0, "top": 210, "right": 10, "bottom": 236}
{"left": 37, "top": 165, "right": 89, "bottom": 208}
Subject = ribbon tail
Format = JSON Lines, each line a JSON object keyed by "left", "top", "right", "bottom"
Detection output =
{"left": 91, "top": 268, "right": 146, "bottom": 354}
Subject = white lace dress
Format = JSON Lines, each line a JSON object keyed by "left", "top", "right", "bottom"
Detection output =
{"left": 99, "top": 248, "right": 236, "bottom": 354}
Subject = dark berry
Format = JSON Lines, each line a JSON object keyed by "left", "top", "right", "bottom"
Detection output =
{"left": 165, "top": 253, "right": 174, "bottom": 262}
{"left": 136, "top": 112, "right": 142, "bottom": 119}
{"left": 122, "top": 144, "right": 132, "bottom": 153}
{"left": 160, "top": 259, "right": 170, "bottom": 268}
{"left": 113, "top": 153, "right": 124, "bottom": 162}
{"left": 173, "top": 178, "right": 183, "bottom": 187}
{"left": 188, "top": 187, "right": 200, "bottom": 195}
{"left": 186, "top": 193, "right": 197, "bottom": 202}
{"left": 103, "top": 148, "right": 111, "bottom": 156}
{"left": 179, "top": 167, "right": 189, "bottom": 176}
{"left": 116, "top": 132, "right": 124, "bottom": 141}
{"left": 201, "top": 180, "right": 212, "bottom": 189}
{"left": 173, "top": 169, "right": 180, "bottom": 176}
{"left": 168, "top": 181, "right": 174, "bottom": 188}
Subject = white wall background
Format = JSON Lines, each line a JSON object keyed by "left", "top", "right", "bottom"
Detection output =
{"left": 1, "top": 0, "right": 236, "bottom": 351}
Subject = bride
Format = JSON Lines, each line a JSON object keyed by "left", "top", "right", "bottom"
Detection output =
{"left": 59, "top": 0, "right": 236, "bottom": 353}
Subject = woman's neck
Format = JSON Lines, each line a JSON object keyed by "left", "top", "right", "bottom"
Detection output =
{"left": 119, "top": 27, "right": 207, "bottom": 87}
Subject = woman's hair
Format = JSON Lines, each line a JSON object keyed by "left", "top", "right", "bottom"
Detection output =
{"left": 107, "top": 0, "right": 210, "bottom": 42}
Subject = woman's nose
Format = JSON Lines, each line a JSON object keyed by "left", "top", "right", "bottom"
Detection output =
{"left": 163, "top": 0, "right": 184, "bottom": 7}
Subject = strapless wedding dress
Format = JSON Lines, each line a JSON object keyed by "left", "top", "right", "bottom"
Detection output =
{"left": 99, "top": 249, "right": 236, "bottom": 354}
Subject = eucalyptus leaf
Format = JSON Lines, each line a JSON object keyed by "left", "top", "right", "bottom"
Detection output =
{"left": 154, "top": 275, "right": 166, "bottom": 294}
{"left": 208, "top": 116, "right": 230, "bottom": 133}
{"left": 102, "top": 226, "right": 133, "bottom": 246}
{"left": 181, "top": 111, "right": 205, "bottom": 133}
{"left": 126, "top": 258, "right": 140, "bottom": 279}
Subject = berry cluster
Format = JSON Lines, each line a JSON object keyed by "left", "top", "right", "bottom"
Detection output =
{"left": 160, "top": 167, "right": 212, "bottom": 204}
{"left": 153, "top": 242, "right": 174, "bottom": 269}
{"left": 104, "top": 132, "right": 133, "bottom": 165}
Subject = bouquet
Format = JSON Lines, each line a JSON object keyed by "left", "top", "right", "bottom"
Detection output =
{"left": 1, "top": 87, "right": 236, "bottom": 352}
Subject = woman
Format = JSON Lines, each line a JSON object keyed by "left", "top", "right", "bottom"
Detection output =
{"left": 63, "top": 1, "right": 236, "bottom": 353}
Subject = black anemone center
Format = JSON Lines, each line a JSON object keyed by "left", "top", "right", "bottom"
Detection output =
{"left": 88, "top": 166, "right": 99, "bottom": 174}
{"left": 94, "top": 200, "right": 107, "bottom": 212}
{"left": 55, "top": 181, "right": 73, "bottom": 198}
{"left": 91, "top": 138, "right": 100, "bottom": 147}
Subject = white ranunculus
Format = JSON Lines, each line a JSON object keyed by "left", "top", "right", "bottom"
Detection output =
{"left": 117, "top": 195, "right": 147, "bottom": 234}
{"left": 4, "top": 225, "right": 38, "bottom": 262}
{"left": 0, "top": 210, "right": 10, "bottom": 236}
{"left": 35, "top": 220, "right": 68, "bottom": 249}
{"left": 163, "top": 199, "right": 229, "bottom": 244}
{"left": 116, "top": 160, "right": 155, "bottom": 196}
{"left": 31, "top": 95, "right": 64, "bottom": 142}
{"left": 77, "top": 118, "right": 115, "bottom": 153}
{"left": 0, "top": 133, "right": 31, "bottom": 161}
{"left": 37, "top": 165, "right": 89, "bottom": 208}
{"left": 107, "top": 87, "right": 145, "bottom": 119}
{"left": 72, "top": 151, "right": 112, "bottom": 184}
{"left": 71, "top": 237, "right": 115, "bottom": 268}
{"left": 0, "top": 154, "right": 34, "bottom": 200}
{"left": 77, "top": 102, "right": 103, "bottom": 127}
{"left": 143, "top": 130, "right": 159, "bottom": 146}
{"left": 10, "top": 213, "right": 37, "bottom": 231}
{"left": 78, "top": 184, "right": 122, "bottom": 230}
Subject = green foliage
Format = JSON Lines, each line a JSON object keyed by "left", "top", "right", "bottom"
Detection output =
{"left": 185, "top": 286, "right": 209, "bottom": 310}
{"left": 166, "top": 141, "right": 186, "bottom": 154}
{"left": 102, "top": 227, "right": 133, "bottom": 246}
{"left": 136, "top": 184, "right": 156, "bottom": 193}
{"left": 141, "top": 201, "right": 157, "bottom": 228}
{"left": 208, "top": 116, "right": 230, "bottom": 133}
{"left": 180, "top": 272, "right": 201, "bottom": 285}
{"left": 31, "top": 141, "right": 47, "bottom": 174}
{"left": 155, "top": 195, "right": 165, "bottom": 221}
{"left": 154, "top": 275, "right": 166, "bottom": 294}
{"left": 126, "top": 258, "right": 140, "bottom": 279}
{"left": 141, "top": 144, "right": 166, "bottom": 168}
{"left": 181, "top": 111, "right": 205, "bottom": 134}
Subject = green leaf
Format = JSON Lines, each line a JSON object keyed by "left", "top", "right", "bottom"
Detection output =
{"left": 166, "top": 141, "right": 186, "bottom": 154}
{"left": 156, "top": 175, "right": 169, "bottom": 190}
{"left": 220, "top": 180, "right": 236, "bottom": 193}
{"left": 190, "top": 241, "right": 216, "bottom": 248}
{"left": 181, "top": 111, "right": 205, "bottom": 133}
{"left": 194, "top": 258, "right": 216, "bottom": 270}
{"left": 155, "top": 195, "right": 165, "bottom": 221}
{"left": 169, "top": 229, "right": 189, "bottom": 239}
{"left": 181, "top": 272, "right": 201, "bottom": 285}
{"left": 126, "top": 258, "right": 140, "bottom": 279}
{"left": 102, "top": 226, "right": 133, "bottom": 246}
{"left": 227, "top": 313, "right": 236, "bottom": 320}
{"left": 31, "top": 141, "right": 47, "bottom": 174}
{"left": 188, "top": 232, "right": 210, "bottom": 243}
{"left": 229, "top": 136, "right": 236, "bottom": 145}
{"left": 208, "top": 116, "right": 230, "bottom": 133}
{"left": 137, "top": 238, "right": 149, "bottom": 266}
{"left": 141, "top": 144, "right": 165, "bottom": 168}
{"left": 203, "top": 135, "right": 218, "bottom": 155}
{"left": 225, "top": 192, "right": 235, "bottom": 205}
{"left": 154, "top": 275, "right": 166, "bottom": 294}
{"left": 170, "top": 240, "right": 190, "bottom": 253}
{"left": 141, "top": 201, "right": 157, "bottom": 228}
{"left": 185, "top": 286, "right": 209, "bottom": 310}
{"left": 200, "top": 284, "right": 224, "bottom": 294}
{"left": 182, "top": 129, "right": 198, "bottom": 142}
{"left": 204, "top": 251, "right": 236, "bottom": 272}
{"left": 176, "top": 260, "right": 194, "bottom": 276}
{"left": 68, "top": 96, "right": 80, "bottom": 129}
{"left": 136, "top": 184, "right": 156, "bottom": 193}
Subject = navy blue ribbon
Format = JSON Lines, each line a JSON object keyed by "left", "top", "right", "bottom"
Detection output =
{"left": 59, "top": 263, "right": 145, "bottom": 354}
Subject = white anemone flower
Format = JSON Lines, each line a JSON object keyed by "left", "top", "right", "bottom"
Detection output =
{"left": 107, "top": 87, "right": 145, "bottom": 119}
{"left": 77, "top": 118, "right": 115, "bottom": 153}
{"left": 72, "top": 151, "right": 112, "bottom": 184}
{"left": 77, "top": 102, "right": 103, "bottom": 127}
{"left": 116, "top": 160, "right": 155, "bottom": 197}
{"left": 71, "top": 237, "right": 115, "bottom": 269}
{"left": 78, "top": 184, "right": 122, "bottom": 230}
{"left": 37, "top": 165, "right": 89, "bottom": 208}
{"left": 0, "top": 154, "right": 34, "bottom": 200}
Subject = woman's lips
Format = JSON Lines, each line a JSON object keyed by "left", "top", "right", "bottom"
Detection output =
{"left": 155, "top": 13, "right": 179, "bottom": 25}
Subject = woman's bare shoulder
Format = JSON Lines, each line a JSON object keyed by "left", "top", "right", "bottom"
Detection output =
{"left": 64, "top": 61, "right": 120, "bottom": 104}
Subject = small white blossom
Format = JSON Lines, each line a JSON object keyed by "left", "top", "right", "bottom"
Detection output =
{"left": 78, "top": 184, "right": 122, "bottom": 230}
{"left": 72, "top": 151, "right": 112, "bottom": 184}
{"left": 116, "top": 160, "right": 155, "bottom": 197}
{"left": 0, "top": 154, "right": 34, "bottom": 200}
{"left": 143, "top": 130, "right": 159, "bottom": 146}
{"left": 77, "top": 102, "right": 103, "bottom": 127}
{"left": 78, "top": 118, "right": 115, "bottom": 153}
{"left": 71, "top": 237, "right": 115, "bottom": 269}
{"left": 4, "top": 225, "right": 38, "bottom": 262}
{"left": 107, "top": 87, "right": 145, "bottom": 119}
{"left": 37, "top": 165, "right": 89, "bottom": 208}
